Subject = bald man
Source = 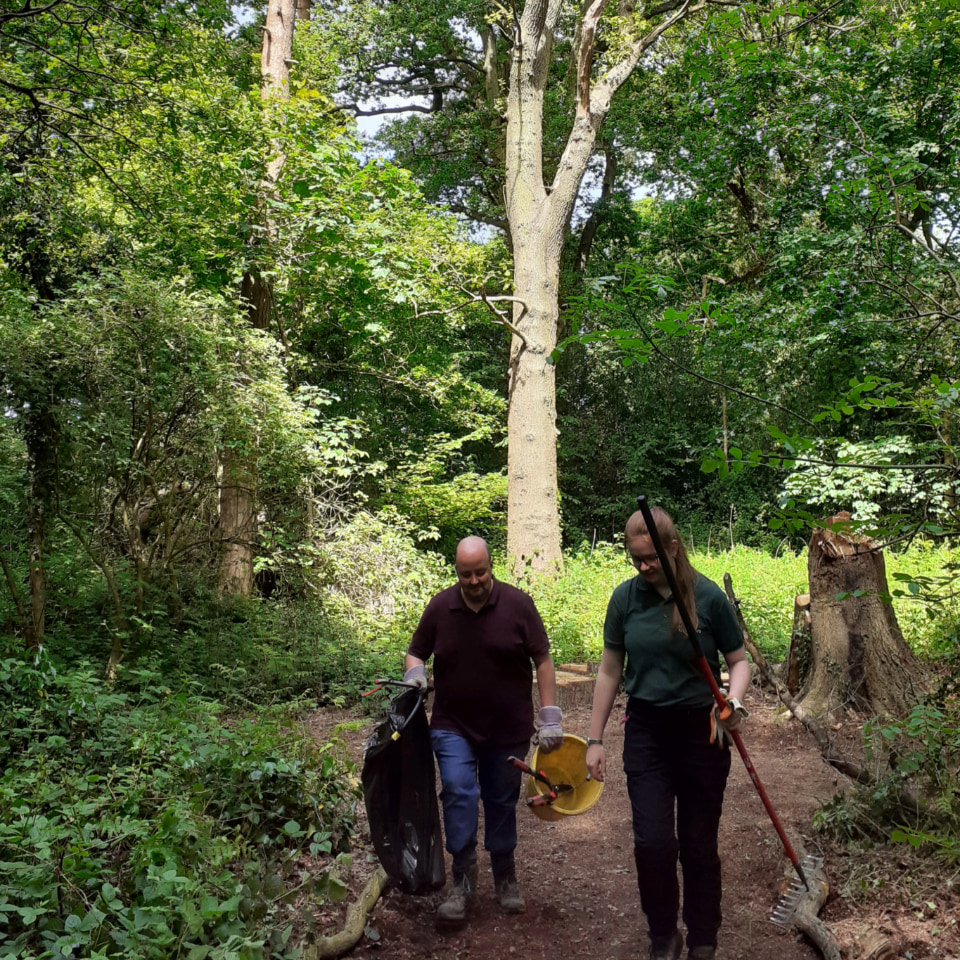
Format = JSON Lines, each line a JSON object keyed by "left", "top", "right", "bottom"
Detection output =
{"left": 404, "top": 536, "right": 561, "bottom": 925}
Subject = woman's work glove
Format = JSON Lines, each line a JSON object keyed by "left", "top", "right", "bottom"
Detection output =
{"left": 709, "top": 697, "right": 749, "bottom": 747}
{"left": 537, "top": 705, "right": 564, "bottom": 752}
{"left": 402, "top": 663, "right": 428, "bottom": 690}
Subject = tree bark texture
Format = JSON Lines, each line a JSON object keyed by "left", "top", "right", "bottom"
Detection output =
{"left": 218, "top": 0, "right": 295, "bottom": 595}
{"left": 219, "top": 449, "right": 258, "bottom": 597}
{"left": 503, "top": 0, "right": 697, "bottom": 572}
{"left": 24, "top": 401, "right": 57, "bottom": 649}
{"left": 724, "top": 574, "right": 875, "bottom": 786}
{"left": 798, "top": 514, "right": 923, "bottom": 720}
{"left": 786, "top": 593, "right": 811, "bottom": 695}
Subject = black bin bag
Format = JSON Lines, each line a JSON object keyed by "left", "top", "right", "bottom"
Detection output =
{"left": 361, "top": 686, "right": 445, "bottom": 894}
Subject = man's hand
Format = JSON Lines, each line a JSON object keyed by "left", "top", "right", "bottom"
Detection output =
{"left": 537, "top": 705, "right": 563, "bottom": 753}
{"left": 403, "top": 663, "right": 428, "bottom": 690}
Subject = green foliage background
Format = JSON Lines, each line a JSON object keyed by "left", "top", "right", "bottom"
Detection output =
{"left": 3, "top": 0, "right": 960, "bottom": 953}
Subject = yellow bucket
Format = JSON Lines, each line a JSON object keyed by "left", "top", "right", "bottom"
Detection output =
{"left": 524, "top": 734, "right": 604, "bottom": 822}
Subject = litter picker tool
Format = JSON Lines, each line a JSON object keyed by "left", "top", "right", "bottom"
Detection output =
{"left": 635, "top": 495, "right": 815, "bottom": 894}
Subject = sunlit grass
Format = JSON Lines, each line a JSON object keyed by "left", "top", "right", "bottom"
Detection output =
{"left": 521, "top": 540, "right": 959, "bottom": 666}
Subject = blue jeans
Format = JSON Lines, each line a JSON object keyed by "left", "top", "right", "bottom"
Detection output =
{"left": 430, "top": 729, "right": 529, "bottom": 871}
{"left": 623, "top": 699, "right": 731, "bottom": 951}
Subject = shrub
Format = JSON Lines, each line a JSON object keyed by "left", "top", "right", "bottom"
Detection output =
{"left": 0, "top": 650, "right": 359, "bottom": 960}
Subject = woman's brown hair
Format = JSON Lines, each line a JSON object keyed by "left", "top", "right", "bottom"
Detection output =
{"left": 625, "top": 505, "right": 698, "bottom": 634}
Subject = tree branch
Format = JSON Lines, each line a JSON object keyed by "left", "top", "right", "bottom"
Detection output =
{"left": 0, "top": 554, "right": 28, "bottom": 629}
{"left": 0, "top": 0, "right": 68, "bottom": 27}
{"left": 624, "top": 304, "right": 816, "bottom": 426}
{"left": 549, "top": 0, "right": 701, "bottom": 209}
{"left": 445, "top": 203, "right": 508, "bottom": 230}
{"left": 412, "top": 291, "right": 531, "bottom": 348}
{"left": 576, "top": 0, "right": 610, "bottom": 118}
{"left": 347, "top": 103, "right": 435, "bottom": 116}
{"left": 892, "top": 223, "right": 960, "bottom": 300}
{"left": 593, "top": 0, "right": 702, "bottom": 109}
{"left": 575, "top": 142, "right": 618, "bottom": 272}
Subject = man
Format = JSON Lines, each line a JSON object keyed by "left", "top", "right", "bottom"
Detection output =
{"left": 404, "top": 536, "right": 563, "bottom": 924}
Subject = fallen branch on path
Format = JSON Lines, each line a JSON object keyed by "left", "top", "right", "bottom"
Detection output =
{"left": 782, "top": 862, "right": 841, "bottom": 960}
{"left": 304, "top": 866, "right": 388, "bottom": 960}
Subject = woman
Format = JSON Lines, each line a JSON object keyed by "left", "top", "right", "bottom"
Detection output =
{"left": 585, "top": 506, "right": 750, "bottom": 960}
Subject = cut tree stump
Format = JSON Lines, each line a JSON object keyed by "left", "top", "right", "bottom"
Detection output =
{"left": 535, "top": 666, "right": 595, "bottom": 712}
{"left": 799, "top": 513, "right": 923, "bottom": 720}
{"left": 859, "top": 929, "right": 896, "bottom": 960}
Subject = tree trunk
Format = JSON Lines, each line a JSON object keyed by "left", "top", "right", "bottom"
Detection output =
{"left": 219, "top": 449, "right": 258, "bottom": 597}
{"left": 574, "top": 141, "right": 617, "bottom": 274}
{"left": 217, "top": 0, "right": 295, "bottom": 596}
{"left": 501, "top": 0, "right": 699, "bottom": 573}
{"left": 798, "top": 513, "right": 924, "bottom": 720}
{"left": 24, "top": 401, "right": 57, "bottom": 649}
{"left": 785, "top": 593, "right": 811, "bottom": 695}
{"left": 506, "top": 215, "right": 565, "bottom": 572}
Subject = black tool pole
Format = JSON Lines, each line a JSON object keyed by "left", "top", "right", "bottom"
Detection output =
{"left": 635, "top": 495, "right": 809, "bottom": 890}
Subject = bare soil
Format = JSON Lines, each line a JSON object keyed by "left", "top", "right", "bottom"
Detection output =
{"left": 304, "top": 688, "right": 960, "bottom": 960}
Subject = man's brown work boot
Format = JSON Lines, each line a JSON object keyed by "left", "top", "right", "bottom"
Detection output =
{"left": 436, "top": 863, "right": 477, "bottom": 925}
{"left": 495, "top": 876, "right": 526, "bottom": 914}
{"left": 491, "top": 849, "right": 525, "bottom": 913}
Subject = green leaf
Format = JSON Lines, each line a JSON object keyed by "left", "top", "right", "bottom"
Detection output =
{"left": 327, "top": 877, "right": 348, "bottom": 902}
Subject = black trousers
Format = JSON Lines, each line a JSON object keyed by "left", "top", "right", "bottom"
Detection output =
{"left": 622, "top": 698, "right": 731, "bottom": 950}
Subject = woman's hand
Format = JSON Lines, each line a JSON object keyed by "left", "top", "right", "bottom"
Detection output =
{"left": 586, "top": 743, "right": 606, "bottom": 782}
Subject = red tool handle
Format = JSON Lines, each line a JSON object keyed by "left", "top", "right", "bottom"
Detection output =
{"left": 526, "top": 795, "right": 554, "bottom": 808}
{"left": 636, "top": 496, "right": 809, "bottom": 891}
{"left": 361, "top": 678, "right": 419, "bottom": 697}
{"left": 508, "top": 756, "right": 558, "bottom": 798}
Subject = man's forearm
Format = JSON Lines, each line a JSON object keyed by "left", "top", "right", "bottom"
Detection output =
{"left": 535, "top": 656, "right": 557, "bottom": 707}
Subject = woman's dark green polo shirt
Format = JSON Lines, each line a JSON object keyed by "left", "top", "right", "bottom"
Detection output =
{"left": 603, "top": 572, "right": 744, "bottom": 708}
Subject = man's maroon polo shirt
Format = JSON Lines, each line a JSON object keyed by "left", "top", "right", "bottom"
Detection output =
{"left": 407, "top": 579, "right": 550, "bottom": 746}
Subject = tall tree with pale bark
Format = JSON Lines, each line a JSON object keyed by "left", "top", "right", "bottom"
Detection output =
{"left": 327, "top": 0, "right": 712, "bottom": 572}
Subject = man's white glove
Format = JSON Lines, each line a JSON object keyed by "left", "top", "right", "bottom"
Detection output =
{"left": 403, "top": 664, "right": 428, "bottom": 690}
{"left": 537, "top": 705, "right": 564, "bottom": 753}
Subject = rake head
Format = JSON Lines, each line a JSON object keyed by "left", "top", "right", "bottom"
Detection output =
{"left": 770, "top": 855, "right": 824, "bottom": 926}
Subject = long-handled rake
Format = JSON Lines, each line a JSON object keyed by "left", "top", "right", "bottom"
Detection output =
{"left": 636, "top": 496, "right": 819, "bottom": 900}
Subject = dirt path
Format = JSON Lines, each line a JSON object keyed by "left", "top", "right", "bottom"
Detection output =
{"left": 306, "top": 689, "right": 857, "bottom": 960}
